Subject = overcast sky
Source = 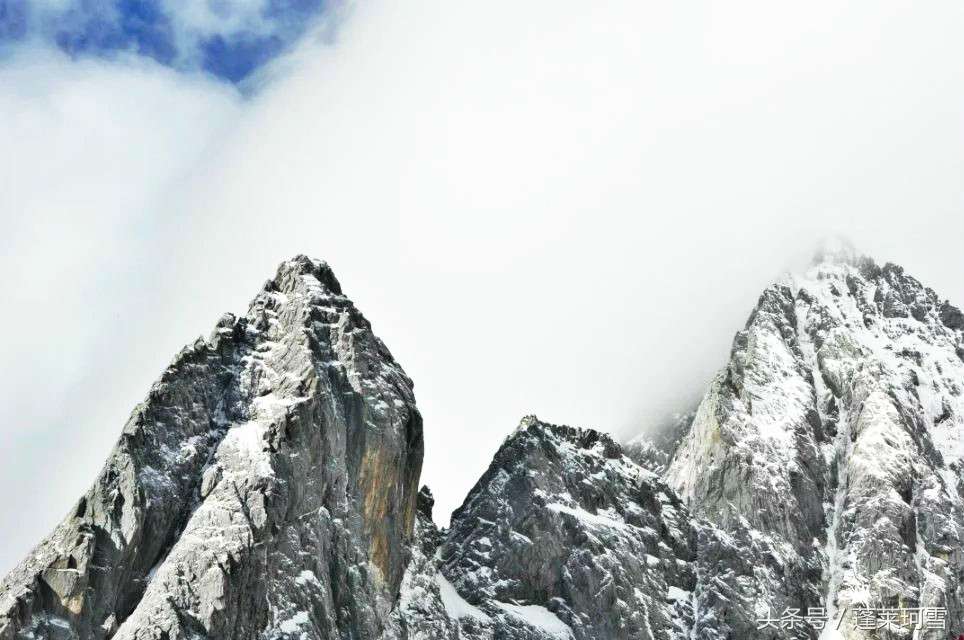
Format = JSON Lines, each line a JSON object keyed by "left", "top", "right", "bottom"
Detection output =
{"left": 3, "top": 0, "right": 964, "bottom": 576}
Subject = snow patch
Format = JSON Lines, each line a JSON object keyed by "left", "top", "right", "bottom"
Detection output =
{"left": 493, "top": 601, "right": 573, "bottom": 639}
{"left": 436, "top": 575, "right": 491, "bottom": 622}
{"left": 547, "top": 503, "right": 624, "bottom": 529}
{"left": 666, "top": 586, "right": 690, "bottom": 601}
{"left": 278, "top": 610, "right": 310, "bottom": 634}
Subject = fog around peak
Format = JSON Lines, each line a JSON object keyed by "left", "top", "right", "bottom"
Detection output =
{"left": 3, "top": 0, "right": 964, "bottom": 574}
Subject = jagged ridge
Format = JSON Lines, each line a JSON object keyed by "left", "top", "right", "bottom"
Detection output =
{"left": 0, "top": 256, "right": 423, "bottom": 640}
{"left": 390, "top": 416, "right": 699, "bottom": 640}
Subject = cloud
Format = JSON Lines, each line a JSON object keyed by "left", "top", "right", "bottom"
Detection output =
{"left": 0, "top": 0, "right": 339, "bottom": 81}
{"left": 0, "top": 46, "right": 241, "bottom": 572}
{"left": 3, "top": 0, "right": 964, "bottom": 575}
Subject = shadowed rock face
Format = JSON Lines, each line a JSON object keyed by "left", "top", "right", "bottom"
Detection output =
{"left": 0, "top": 256, "right": 423, "bottom": 640}
{"left": 446, "top": 419, "right": 696, "bottom": 640}
{"left": 388, "top": 419, "right": 700, "bottom": 640}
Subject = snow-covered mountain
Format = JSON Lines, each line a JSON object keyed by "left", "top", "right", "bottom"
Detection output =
{"left": 664, "top": 247, "right": 964, "bottom": 639}
{"left": 3, "top": 250, "right": 963, "bottom": 639}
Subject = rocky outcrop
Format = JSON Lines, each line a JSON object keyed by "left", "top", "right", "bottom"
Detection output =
{"left": 624, "top": 411, "right": 694, "bottom": 476}
{"left": 0, "top": 256, "right": 423, "bottom": 640}
{"left": 390, "top": 417, "right": 702, "bottom": 640}
{"left": 666, "top": 250, "right": 964, "bottom": 639}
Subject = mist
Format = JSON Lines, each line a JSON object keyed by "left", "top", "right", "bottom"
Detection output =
{"left": 3, "top": 0, "right": 964, "bottom": 575}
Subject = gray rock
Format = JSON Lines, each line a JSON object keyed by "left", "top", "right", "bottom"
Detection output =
{"left": 0, "top": 256, "right": 423, "bottom": 640}
{"left": 624, "top": 411, "right": 695, "bottom": 475}
{"left": 390, "top": 417, "right": 700, "bottom": 640}
{"left": 666, "top": 251, "right": 964, "bottom": 639}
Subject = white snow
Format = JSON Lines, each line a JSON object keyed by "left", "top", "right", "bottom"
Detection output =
{"left": 278, "top": 610, "right": 310, "bottom": 634}
{"left": 436, "top": 575, "right": 491, "bottom": 622}
{"left": 295, "top": 570, "right": 320, "bottom": 587}
{"left": 546, "top": 503, "right": 624, "bottom": 529}
{"left": 666, "top": 586, "right": 690, "bottom": 601}
{"left": 493, "top": 601, "right": 574, "bottom": 639}
{"left": 819, "top": 402, "right": 853, "bottom": 639}
{"left": 221, "top": 419, "right": 275, "bottom": 477}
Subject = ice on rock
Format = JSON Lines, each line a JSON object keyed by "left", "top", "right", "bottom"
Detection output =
{"left": 436, "top": 575, "right": 491, "bottom": 622}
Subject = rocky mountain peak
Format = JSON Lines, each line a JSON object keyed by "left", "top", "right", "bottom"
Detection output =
{"left": 267, "top": 254, "right": 343, "bottom": 296}
{"left": 498, "top": 415, "right": 625, "bottom": 464}
{"left": 663, "top": 253, "right": 964, "bottom": 638}
{"left": 418, "top": 416, "right": 696, "bottom": 640}
{"left": 416, "top": 486, "right": 435, "bottom": 521}
{"left": 1, "top": 256, "right": 422, "bottom": 640}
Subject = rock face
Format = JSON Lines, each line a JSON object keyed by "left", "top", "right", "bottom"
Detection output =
{"left": 0, "top": 256, "right": 423, "bottom": 640}
{"left": 383, "top": 418, "right": 712, "bottom": 640}
{"left": 436, "top": 417, "right": 696, "bottom": 640}
{"left": 624, "top": 411, "right": 694, "bottom": 476}
{"left": 666, "top": 249, "right": 964, "bottom": 639}
{"left": 4, "top": 249, "right": 964, "bottom": 640}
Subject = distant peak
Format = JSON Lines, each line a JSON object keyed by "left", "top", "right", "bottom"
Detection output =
{"left": 810, "top": 236, "right": 862, "bottom": 266}
{"left": 519, "top": 414, "right": 541, "bottom": 428}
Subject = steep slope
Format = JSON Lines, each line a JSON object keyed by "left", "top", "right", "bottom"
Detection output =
{"left": 380, "top": 487, "right": 467, "bottom": 640}
{"left": 0, "top": 256, "right": 424, "bottom": 640}
{"left": 624, "top": 411, "right": 695, "bottom": 476}
{"left": 665, "top": 250, "right": 964, "bottom": 639}
{"left": 391, "top": 417, "right": 703, "bottom": 640}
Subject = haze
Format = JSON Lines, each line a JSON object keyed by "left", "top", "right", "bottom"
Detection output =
{"left": 3, "top": 0, "right": 964, "bottom": 575}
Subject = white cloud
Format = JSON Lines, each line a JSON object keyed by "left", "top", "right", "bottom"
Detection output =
{"left": 0, "top": 47, "right": 241, "bottom": 573}
{"left": 3, "top": 0, "right": 964, "bottom": 575}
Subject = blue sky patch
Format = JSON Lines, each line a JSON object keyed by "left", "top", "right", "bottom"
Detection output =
{"left": 0, "top": 0, "right": 328, "bottom": 82}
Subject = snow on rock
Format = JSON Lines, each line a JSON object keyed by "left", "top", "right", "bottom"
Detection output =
{"left": 437, "top": 575, "right": 491, "bottom": 623}
{"left": 660, "top": 249, "right": 964, "bottom": 639}
{"left": 0, "top": 255, "right": 424, "bottom": 640}
{"left": 493, "top": 602, "right": 574, "bottom": 639}
{"left": 545, "top": 503, "right": 626, "bottom": 530}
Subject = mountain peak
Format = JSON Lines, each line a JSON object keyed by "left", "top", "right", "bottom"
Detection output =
{"left": 269, "top": 254, "right": 343, "bottom": 296}
{"left": 810, "top": 236, "right": 862, "bottom": 266}
{"left": 663, "top": 244, "right": 964, "bottom": 637}
{"left": 438, "top": 415, "right": 693, "bottom": 640}
{"left": 0, "top": 256, "right": 421, "bottom": 640}
{"left": 506, "top": 415, "right": 623, "bottom": 460}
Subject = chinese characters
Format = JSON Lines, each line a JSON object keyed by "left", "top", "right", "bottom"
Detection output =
{"left": 756, "top": 607, "right": 946, "bottom": 632}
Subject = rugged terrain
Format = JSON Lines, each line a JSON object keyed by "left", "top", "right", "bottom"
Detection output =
{"left": 663, "top": 248, "right": 964, "bottom": 639}
{"left": 3, "top": 250, "right": 964, "bottom": 639}
{"left": 0, "top": 256, "right": 424, "bottom": 639}
{"left": 387, "top": 417, "right": 699, "bottom": 640}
